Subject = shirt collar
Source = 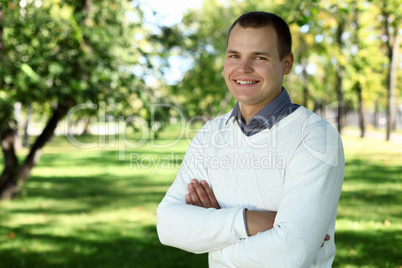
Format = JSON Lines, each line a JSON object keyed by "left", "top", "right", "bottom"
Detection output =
{"left": 226, "top": 87, "right": 295, "bottom": 134}
{"left": 227, "top": 101, "right": 241, "bottom": 124}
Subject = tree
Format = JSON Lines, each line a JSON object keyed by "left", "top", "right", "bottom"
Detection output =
{"left": 0, "top": 0, "right": 147, "bottom": 199}
{"left": 379, "top": 0, "right": 401, "bottom": 141}
{"left": 348, "top": 1, "right": 380, "bottom": 138}
{"left": 289, "top": 0, "right": 339, "bottom": 113}
{"left": 335, "top": 9, "right": 347, "bottom": 134}
{"left": 289, "top": 0, "right": 392, "bottom": 134}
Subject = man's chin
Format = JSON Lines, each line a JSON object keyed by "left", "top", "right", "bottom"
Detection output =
{"left": 235, "top": 98, "right": 258, "bottom": 106}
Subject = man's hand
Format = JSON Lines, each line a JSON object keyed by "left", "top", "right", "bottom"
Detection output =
{"left": 321, "top": 234, "right": 330, "bottom": 247}
{"left": 186, "top": 179, "right": 220, "bottom": 209}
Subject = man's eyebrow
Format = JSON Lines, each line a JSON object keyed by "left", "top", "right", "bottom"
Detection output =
{"left": 226, "top": 50, "right": 272, "bottom": 57}
{"left": 252, "top": 51, "right": 272, "bottom": 57}
{"left": 226, "top": 49, "right": 239, "bottom": 54}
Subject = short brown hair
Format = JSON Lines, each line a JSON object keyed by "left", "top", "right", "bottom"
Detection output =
{"left": 227, "top": 11, "right": 292, "bottom": 60}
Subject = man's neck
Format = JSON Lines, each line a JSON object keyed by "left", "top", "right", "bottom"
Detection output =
{"left": 238, "top": 89, "right": 284, "bottom": 123}
{"left": 239, "top": 103, "right": 266, "bottom": 124}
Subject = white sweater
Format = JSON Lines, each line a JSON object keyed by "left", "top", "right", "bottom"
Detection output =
{"left": 157, "top": 107, "right": 345, "bottom": 267}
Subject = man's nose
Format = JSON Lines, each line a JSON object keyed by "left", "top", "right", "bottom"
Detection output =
{"left": 237, "top": 59, "right": 253, "bottom": 73}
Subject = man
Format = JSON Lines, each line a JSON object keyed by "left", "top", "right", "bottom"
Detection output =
{"left": 157, "top": 11, "right": 344, "bottom": 267}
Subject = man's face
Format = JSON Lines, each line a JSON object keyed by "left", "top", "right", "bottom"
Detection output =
{"left": 224, "top": 24, "right": 293, "bottom": 112}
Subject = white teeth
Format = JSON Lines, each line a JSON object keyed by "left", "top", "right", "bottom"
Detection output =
{"left": 236, "top": 80, "right": 257, "bottom": 85}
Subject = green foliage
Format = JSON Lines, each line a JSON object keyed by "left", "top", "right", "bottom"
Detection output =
{"left": 0, "top": 0, "right": 168, "bottom": 198}
{"left": 0, "top": 0, "right": 149, "bottom": 120}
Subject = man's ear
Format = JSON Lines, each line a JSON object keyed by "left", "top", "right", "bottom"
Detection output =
{"left": 283, "top": 53, "right": 294, "bottom": 75}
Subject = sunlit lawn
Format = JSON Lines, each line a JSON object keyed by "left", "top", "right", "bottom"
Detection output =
{"left": 0, "top": 126, "right": 401, "bottom": 267}
{"left": 334, "top": 136, "right": 402, "bottom": 268}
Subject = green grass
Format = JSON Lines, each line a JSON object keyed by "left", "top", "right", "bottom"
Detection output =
{"left": 334, "top": 136, "right": 402, "bottom": 268}
{"left": 0, "top": 127, "right": 401, "bottom": 267}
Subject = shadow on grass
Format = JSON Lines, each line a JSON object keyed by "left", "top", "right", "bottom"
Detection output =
{"left": 0, "top": 224, "right": 208, "bottom": 268}
{"left": 338, "top": 159, "right": 402, "bottom": 220}
{"left": 36, "top": 149, "right": 184, "bottom": 170}
{"left": 0, "top": 138, "right": 205, "bottom": 267}
{"left": 10, "top": 174, "right": 170, "bottom": 215}
{"left": 344, "top": 159, "right": 402, "bottom": 183}
{"left": 333, "top": 229, "right": 401, "bottom": 267}
{"left": 0, "top": 171, "right": 206, "bottom": 267}
{"left": 334, "top": 158, "right": 402, "bottom": 267}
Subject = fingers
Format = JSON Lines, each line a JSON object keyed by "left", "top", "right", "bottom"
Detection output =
{"left": 200, "top": 180, "right": 220, "bottom": 209}
{"left": 187, "top": 179, "right": 220, "bottom": 209}
{"left": 185, "top": 194, "right": 193, "bottom": 205}
{"left": 324, "top": 234, "right": 330, "bottom": 241}
{"left": 188, "top": 180, "right": 204, "bottom": 207}
{"left": 321, "top": 234, "right": 330, "bottom": 248}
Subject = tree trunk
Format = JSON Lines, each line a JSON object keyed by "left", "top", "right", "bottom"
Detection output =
{"left": 351, "top": 3, "right": 366, "bottom": 138}
{"left": 23, "top": 106, "right": 31, "bottom": 147}
{"left": 373, "top": 102, "right": 379, "bottom": 129}
{"left": 382, "top": 2, "right": 399, "bottom": 141}
{"left": 0, "top": 1, "right": 4, "bottom": 59}
{"left": 322, "top": 101, "right": 327, "bottom": 121}
{"left": 13, "top": 102, "right": 22, "bottom": 150}
{"left": 356, "top": 82, "right": 366, "bottom": 138}
{"left": 81, "top": 116, "right": 92, "bottom": 135}
{"left": 0, "top": 128, "right": 19, "bottom": 199}
{"left": 302, "top": 61, "right": 309, "bottom": 109}
{"left": 386, "top": 33, "right": 399, "bottom": 141}
{"left": 0, "top": 100, "right": 72, "bottom": 200}
{"left": 336, "top": 66, "right": 345, "bottom": 134}
{"left": 336, "top": 13, "right": 345, "bottom": 134}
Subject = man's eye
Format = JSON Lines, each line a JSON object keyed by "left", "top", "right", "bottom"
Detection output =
{"left": 229, "top": 55, "right": 239, "bottom": 58}
{"left": 256, "top": 56, "right": 267, "bottom": 60}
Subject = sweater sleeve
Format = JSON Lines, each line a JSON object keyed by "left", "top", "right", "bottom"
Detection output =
{"left": 213, "top": 119, "right": 345, "bottom": 267}
{"left": 156, "top": 128, "right": 248, "bottom": 254}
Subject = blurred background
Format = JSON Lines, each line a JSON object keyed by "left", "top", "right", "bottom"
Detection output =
{"left": 0, "top": 0, "right": 401, "bottom": 267}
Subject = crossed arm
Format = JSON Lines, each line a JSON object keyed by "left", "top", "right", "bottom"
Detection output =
{"left": 186, "top": 179, "right": 330, "bottom": 245}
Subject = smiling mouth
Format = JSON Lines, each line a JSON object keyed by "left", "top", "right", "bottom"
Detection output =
{"left": 235, "top": 80, "right": 259, "bottom": 85}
